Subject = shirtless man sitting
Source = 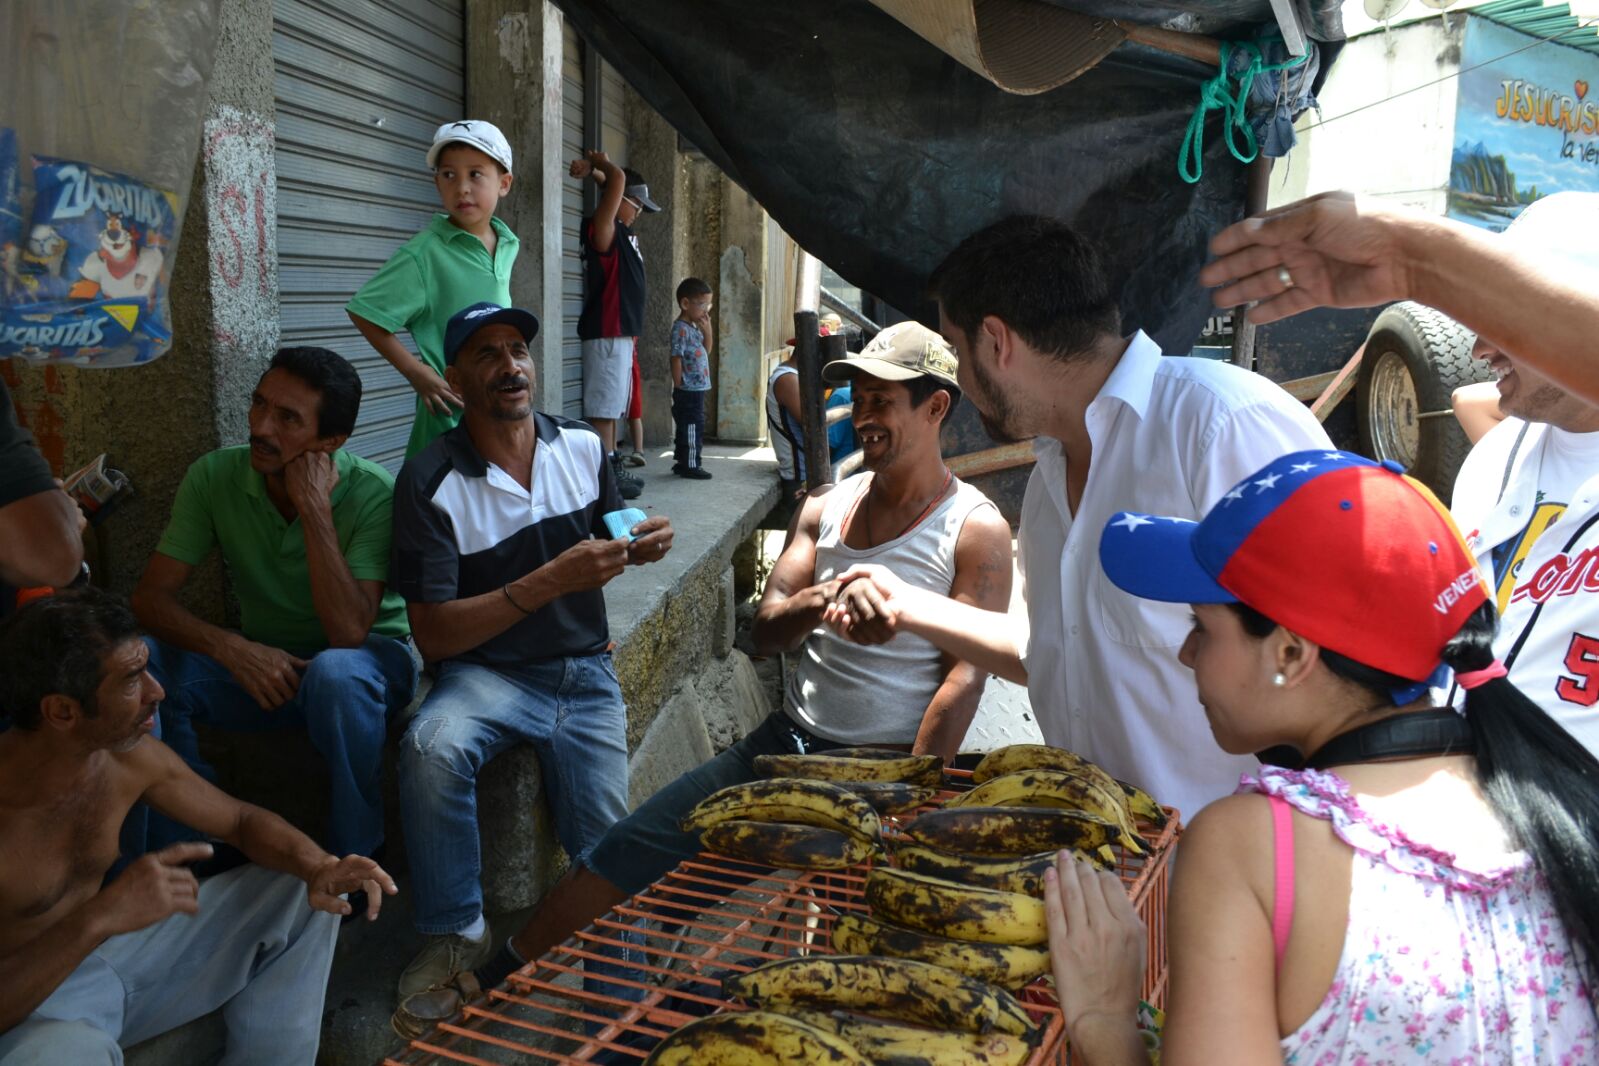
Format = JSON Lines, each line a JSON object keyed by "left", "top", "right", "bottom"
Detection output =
{"left": 0, "top": 588, "right": 395, "bottom": 1065}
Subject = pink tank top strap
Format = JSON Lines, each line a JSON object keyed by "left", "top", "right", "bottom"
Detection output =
{"left": 1269, "top": 793, "right": 1296, "bottom": 974}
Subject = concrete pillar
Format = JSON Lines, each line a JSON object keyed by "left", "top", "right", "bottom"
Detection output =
{"left": 4, "top": 0, "right": 276, "bottom": 610}
{"left": 465, "top": 0, "right": 565, "bottom": 416}
{"left": 717, "top": 183, "right": 769, "bottom": 443}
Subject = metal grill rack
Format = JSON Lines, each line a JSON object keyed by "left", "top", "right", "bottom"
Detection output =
{"left": 388, "top": 776, "right": 1179, "bottom": 1065}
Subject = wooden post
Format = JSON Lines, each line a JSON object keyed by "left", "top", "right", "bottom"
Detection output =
{"left": 1230, "top": 155, "right": 1276, "bottom": 370}
{"left": 794, "top": 311, "right": 831, "bottom": 491}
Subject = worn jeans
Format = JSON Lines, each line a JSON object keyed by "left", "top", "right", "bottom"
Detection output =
{"left": 586, "top": 710, "right": 844, "bottom": 897}
{"left": 144, "top": 634, "right": 419, "bottom": 857}
{"left": 398, "top": 654, "right": 631, "bottom": 935}
{"left": 0, "top": 866, "right": 338, "bottom": 1066}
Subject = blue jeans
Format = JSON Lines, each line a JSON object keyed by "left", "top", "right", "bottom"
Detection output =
{"left": 145, "top": 634, "right": 419, "bottom": 857}
{"left": 586, "top": 710, "right": 843, "bottom": 897}
{"left": 399, "top": 654, "right": 631, "bottom": 935}
{"left": 0, "top": 865, "right": 337, "bottom": 1066}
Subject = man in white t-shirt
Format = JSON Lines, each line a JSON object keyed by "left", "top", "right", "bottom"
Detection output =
{"left": 1447, "top": 193, "right": 1599, "bottom": 751}
{"left": 826, "top": 214, "right": 1333, "bottom": 822}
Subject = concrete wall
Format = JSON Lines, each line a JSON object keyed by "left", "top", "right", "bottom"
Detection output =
{"left": 5, "top": 0, "right": 277, "bottom": 616}
{"left": 716, "top": 182, "right": 771, "bottom": 443}
{"left": 465, "top": 0, "right": 566, "bottom": 411}
{"left": 1270, "top": 17, "right": 1463, "bottom": 214}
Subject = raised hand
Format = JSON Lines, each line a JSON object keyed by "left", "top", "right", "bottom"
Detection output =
{"left": 91, "top": 842, "right": 215, "bottom": 936}
{"left": 1200, "top": 191, "right": 1417, "bottom": 325}
{"left": 307, "top": 854, "right": 399, "bottom": 922}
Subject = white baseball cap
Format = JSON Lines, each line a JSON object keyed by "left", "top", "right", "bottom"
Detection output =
{"left": 426, "top": 120, "right": 513, "bottom": 174}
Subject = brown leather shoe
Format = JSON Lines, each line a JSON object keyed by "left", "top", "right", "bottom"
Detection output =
{"left": 391, "top": 971, "right": 483, "bottom": 1041}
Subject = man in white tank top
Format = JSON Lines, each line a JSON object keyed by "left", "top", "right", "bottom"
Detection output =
{"left": 396, "top": 324, "right": 1013, "bottom": 1019}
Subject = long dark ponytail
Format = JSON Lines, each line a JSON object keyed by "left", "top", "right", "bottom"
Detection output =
{"left": 1441, "top": 601, "right": 1599, "bottom": 992}
{"left": 1232, "top": 600, "right": 1599, "bottom": 990}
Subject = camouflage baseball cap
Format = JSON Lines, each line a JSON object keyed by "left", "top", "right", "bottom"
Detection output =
{"left": 821, "top": 321, "right": 958, "bottom": 390}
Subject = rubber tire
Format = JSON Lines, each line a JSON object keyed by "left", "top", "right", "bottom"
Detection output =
{"left": 1355, "top": 301, "right": 1491, "bottom": 503}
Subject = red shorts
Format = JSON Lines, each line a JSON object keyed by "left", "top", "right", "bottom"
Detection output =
{"left": 627, "top": 345, "right": 643, "bottom": 421}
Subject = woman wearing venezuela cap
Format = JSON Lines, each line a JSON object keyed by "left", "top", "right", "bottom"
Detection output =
{"left": 1042, "top": 450, "right": 1598, "bottom": 1065}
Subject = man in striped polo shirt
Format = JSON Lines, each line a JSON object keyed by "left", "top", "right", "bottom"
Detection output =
{"left": 388, "top": 302, "right": 674, "bottom": 1003}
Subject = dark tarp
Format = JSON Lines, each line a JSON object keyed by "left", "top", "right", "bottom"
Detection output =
{"left": 1047, "top": 2, "right": 1344, "bottom": 41}
{"left": 553, "top": 0, "right": 1342, "bottom": 358}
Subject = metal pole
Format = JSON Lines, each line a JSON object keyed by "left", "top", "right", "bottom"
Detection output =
{"left": 796, "top": 251, "right": 822, "bottom": 313}
{"left": 794, "top": 311, "right": 831, "bottom": 492}
{"left": 819, "top": 288, "right": 882, "bottom": 334}
{"left": 1230, "top": 156, "right": 1275, "bottom": 370}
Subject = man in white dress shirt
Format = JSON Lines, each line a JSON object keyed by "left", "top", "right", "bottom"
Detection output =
{"left": 827, "top": 214, "right": 1333, "bottom": 820}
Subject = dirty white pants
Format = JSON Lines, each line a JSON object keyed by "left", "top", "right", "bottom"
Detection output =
{"left": 0, "top": 865, "right": 338, "bottom": 1066}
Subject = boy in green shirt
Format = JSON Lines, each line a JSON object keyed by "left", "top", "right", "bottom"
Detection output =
{"left": 348, "top": 120, "right": 520, "bottom": 457}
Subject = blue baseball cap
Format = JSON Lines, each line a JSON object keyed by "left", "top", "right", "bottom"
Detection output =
{"left": 443, "top": 302, "right": 540, "bottom": 365}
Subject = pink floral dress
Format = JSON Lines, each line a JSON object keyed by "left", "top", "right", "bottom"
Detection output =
{"left": 1241, "top": 766, "right": 1596, "bottom": 1065}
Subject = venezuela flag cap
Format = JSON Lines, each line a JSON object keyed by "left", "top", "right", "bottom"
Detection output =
{"left": 1098, "top": 450, "right": 1487, "bottom": 682}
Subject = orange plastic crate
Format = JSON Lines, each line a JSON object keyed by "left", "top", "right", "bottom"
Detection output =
{"left": 387, "top": 771, "right": 1179, "bottom": 1065}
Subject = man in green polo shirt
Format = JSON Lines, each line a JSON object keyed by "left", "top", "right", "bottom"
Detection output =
{"left": 131, "top": 347, "right": 417, "bottom": 860}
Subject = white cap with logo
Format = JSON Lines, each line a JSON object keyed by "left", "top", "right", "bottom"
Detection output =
{"left": 426, "top": 120, "right": 514, "bottom": 174}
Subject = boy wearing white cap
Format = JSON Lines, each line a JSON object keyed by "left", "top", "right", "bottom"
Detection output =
{"left": 347, "top": 120, "right": 520, "bottom": 457}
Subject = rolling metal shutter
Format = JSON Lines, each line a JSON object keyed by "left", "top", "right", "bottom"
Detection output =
{"left": 561, "top": 24, "right": 585, "bottom": 418}
{"left": 600, "top": 61, "right": 629, "bottom": 169}
{"left": 273, "top": 0, "right": 465, "bottom": 472}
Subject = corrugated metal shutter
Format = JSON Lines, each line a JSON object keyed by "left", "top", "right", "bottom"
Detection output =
{"left": 561, "top": 25, "right": 585, "bottom": 419}
{"left": 273, "top": 0, "right": 465, "bottom": 472}
{"left": 600, "top": 61, "right": 629, "bottom": 168}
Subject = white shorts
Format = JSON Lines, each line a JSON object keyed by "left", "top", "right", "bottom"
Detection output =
{"left": 582, "top": 337, "right": 635, "bottom": 420}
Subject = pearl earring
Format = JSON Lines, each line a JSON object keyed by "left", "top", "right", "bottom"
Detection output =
{"left": 1272, "top": 673, "right": 1287, "bottom": 687}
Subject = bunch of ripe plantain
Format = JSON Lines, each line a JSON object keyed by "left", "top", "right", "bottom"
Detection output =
{"left": 638, "top": 954, "right": 1042, "bottom": 1066}
{"left": 753, "top": 746, "right": 946, "bottom": 809}
{"left": 680, "top": 775, "right": 888, "bottom": 872}
{"left": 680, "top": 748, "right": 948, "bottom": 872}
{"left": 836, "top": 743, "right": 1167, "bottom": 992}
{"left": 969, "top": 744, "right": 1167, "bottom": 828}
{"left": 920, "top": 743, "right": 1165, "bottom": 858}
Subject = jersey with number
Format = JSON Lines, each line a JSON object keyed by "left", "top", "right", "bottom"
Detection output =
{"left": 1450, "top": 418, "right": 1599, "bottom": 753}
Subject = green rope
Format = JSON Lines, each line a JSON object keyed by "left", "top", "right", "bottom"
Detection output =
{"left": 1179, "top": 38, "right": 1309, "bottom": 184}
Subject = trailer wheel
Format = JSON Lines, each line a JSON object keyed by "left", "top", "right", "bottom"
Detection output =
{"left": 1355, "top": 301, "right": 1490, "bottom": 502}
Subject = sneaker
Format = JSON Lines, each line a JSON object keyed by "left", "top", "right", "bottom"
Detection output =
{"left": 673, "top": 464, "right": 713, "bottom": 480}
{"left": 612, "top": 458, "right": 644, "bottom": 499}
{"left": 397, "top": 926, "right": 494, "bottom": 1000}
{"left": 622, "top": 450, "right": 647, "bottom": 468}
